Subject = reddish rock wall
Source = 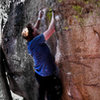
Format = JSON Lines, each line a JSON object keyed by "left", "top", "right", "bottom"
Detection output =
{"left": 54, "top": 1, "right": 100, "bottom": 100}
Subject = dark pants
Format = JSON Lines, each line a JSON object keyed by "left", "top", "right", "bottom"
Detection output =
{"left": 35, "top": 73, "right": 62, "bottom": 100}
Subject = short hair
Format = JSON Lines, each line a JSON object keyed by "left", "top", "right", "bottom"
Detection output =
{"left": 21, "top": 23, "right": 34, "bottom": 40}
{"left": 26, "top": 23, "right": 34, "bottom": 33}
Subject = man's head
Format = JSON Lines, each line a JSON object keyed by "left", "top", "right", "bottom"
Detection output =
{"left": 21, "top": 23, "right": 38, "bottom": 41}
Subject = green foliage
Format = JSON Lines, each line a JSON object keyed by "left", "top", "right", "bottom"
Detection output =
{"left": 49, "top": 8, "right": 52, "bottom": 12}
{"left": 72, "top": 5, "right": 82, "bottom": 15}
{"left": 47, "top": 8, "right": 52, "bottom": 22}
{"left": 84, "top": 1, "right": 89, "bottom": 4}
{"left": 64, "top": 26, "right": 69, "bottom": 30}
{"left": 73, "top": 15, "right": 84, "bottom": 26}
{"left": 74, "top": 15, "right": 79, "bottom": 19}
{"left": 83, "top": 0, "right": 100, "bottom": 4}
{"left": 96, "top": 0, "right": 100, "bottom": 7}
{"left": 58, "top": 0, "right": 62, "bottom": 3}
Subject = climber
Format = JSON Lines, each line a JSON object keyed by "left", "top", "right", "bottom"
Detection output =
{"left": 21, "top": 8, "right": 62, "bottom": 100}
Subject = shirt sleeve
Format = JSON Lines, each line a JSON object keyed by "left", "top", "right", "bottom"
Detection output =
{"left": 30, "top": 33, "right": 45, "bottom": 48}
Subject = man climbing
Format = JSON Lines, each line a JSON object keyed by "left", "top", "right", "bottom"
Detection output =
{"left": 21, "top": 8, "right": 62, "bottom": 100}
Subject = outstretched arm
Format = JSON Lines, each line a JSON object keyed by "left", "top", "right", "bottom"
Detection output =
{"left": 43, "top": 11, "right": 55, "bottom": 40}
{"left": 34, "top": 10, "right": 43, "bottom": 29}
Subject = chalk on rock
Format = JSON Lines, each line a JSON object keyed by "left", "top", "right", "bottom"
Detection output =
{"left": 55, "top": 15, "right": 60, "bottom": 21}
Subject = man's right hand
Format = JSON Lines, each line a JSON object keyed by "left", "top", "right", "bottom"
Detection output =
{"left": 38, "top": 10, "right": 44, "bottom": 20}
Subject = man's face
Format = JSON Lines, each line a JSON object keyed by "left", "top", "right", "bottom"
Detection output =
{"left": 22, "top": 28, "right": 29, "bottom": 37}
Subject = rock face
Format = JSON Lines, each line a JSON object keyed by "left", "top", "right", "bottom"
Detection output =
{"left": 1, "top": 0, "right": 38, "bottom": 100}
{"left": 0, "top": 46, "right": 12, "bottom": 100}
{"left": 0, "top": 0, "right": 12, "bottom": 99}
{"left": 1, "top": 0, "right": 100, "bottom": 100}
